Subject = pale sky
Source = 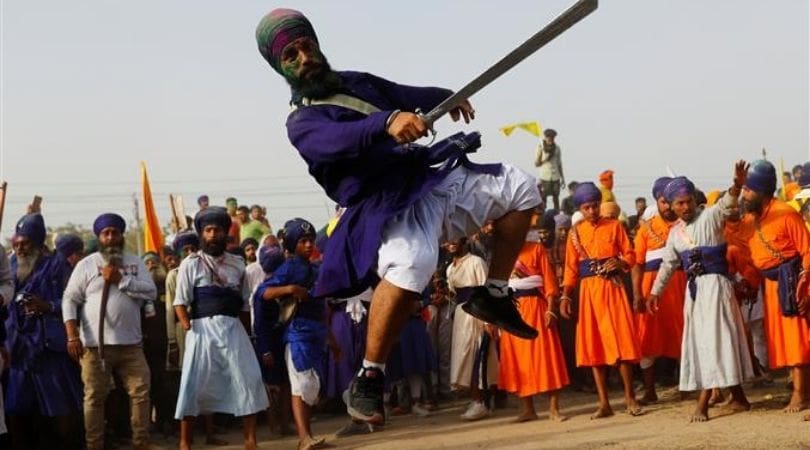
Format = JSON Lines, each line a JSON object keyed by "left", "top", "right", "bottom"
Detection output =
{"left": 1, "top": 0, "right": 808, "bottom": 242}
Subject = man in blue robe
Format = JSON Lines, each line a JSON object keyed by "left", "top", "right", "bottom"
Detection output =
{"left": 5, "top": 214, "right": 83, "bottom": 449}
{"left": 256, "top": 8, "right": 542, "bottom": 425}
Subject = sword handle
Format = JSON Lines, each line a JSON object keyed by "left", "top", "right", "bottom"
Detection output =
{"left": 415, "top": 108, "right": 438, "bottom": 142}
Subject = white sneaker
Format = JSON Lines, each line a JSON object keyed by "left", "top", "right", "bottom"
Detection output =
{"left": 460, "top": 401, "right": 490, "bottom": 421}
{"left": 412, "top": 403, "right": 431, "bottom": 417}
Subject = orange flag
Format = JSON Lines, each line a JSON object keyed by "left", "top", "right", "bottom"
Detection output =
{"left": 140, "top": 161, "right": 164, "bottom": 255}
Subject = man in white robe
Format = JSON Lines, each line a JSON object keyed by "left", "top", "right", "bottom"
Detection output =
{"left": 649, "top": 163, "right": 754, "bottom": 422}
{"left": 173, "top": 207, "right": 268, "bottom": 450}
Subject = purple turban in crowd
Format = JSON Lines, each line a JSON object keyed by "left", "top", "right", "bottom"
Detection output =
{"left": 744, "top": 159, "right": 777, "bottom": 197}
{"left": 15, "top": 213, "right": 46, "bottom": 246}
{"left": 256, "top": 8, "right": 319, "bottom": 75}
{"left": 554, "top": 213, "right": 572, "bottom": 229}
{"left": 283, "top": 218, "right": 316, "bottom": 253}
{"left": 652, "top": 176, "right": 673, "bottom": 200}
{"left": 193, "top": 207, "right": 231, "bottom": 234}
{"left": 55, "top": 234, "right": 84, "bottom": 257}
{"left": 259, "top": 244, "right": 285, "bottom": 273}
{"left": 663, "top": 177, "right": 696, "bottom": 202}
{"left": 93, "top": 213, "right": 126, "bottom": 236}
{"left": 197, "top": 195, "right": 209, "bottom": 206}
{"left": 572, "top": 182, "right": 602, "bottom": 208}
{"left": 172, "top": 231, "right": 200, "bottom": 254}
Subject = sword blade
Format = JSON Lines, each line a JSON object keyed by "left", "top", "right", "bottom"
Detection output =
{"left": 423, "top": 0, "right": 598, "bottom": 126}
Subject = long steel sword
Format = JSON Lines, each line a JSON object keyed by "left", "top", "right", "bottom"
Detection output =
{"left": 421, "top": 0, "right": 598, "bottom": 128}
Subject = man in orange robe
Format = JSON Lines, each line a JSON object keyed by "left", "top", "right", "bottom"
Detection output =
{"left": 741, "top": 160, "right": 810, "bottom": 414}
{"left": 632, "top": 177, "right": 687, "bottom": 404}
{"left": 500, "top": 224, "right": 570, "bottom": 423}
{"left": 560, "top": 182, "right": 642, "bottom": 419}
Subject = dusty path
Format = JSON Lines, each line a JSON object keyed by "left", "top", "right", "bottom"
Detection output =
{"left": 165, "top": 375, "right": 810, "bottom": 449}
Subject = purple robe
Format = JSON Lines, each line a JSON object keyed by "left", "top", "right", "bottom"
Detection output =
{"left": 324, "top": 301, "right": 368, "bottom": 398}
{"left": 5, "top": 253, "right": 83, "bottom": 416}
{"left": 286, "top": 71, "right": 498, "bottom": 298}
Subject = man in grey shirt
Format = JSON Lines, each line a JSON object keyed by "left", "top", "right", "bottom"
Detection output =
{"left": 534, "top": 128, "right": 565, "bottom": 211}
{"left": 63, "top": 213, "right": 157, "bottom": 450}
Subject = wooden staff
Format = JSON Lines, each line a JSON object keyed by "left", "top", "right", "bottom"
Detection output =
{"left": 0, "top": 181, "right": 7, "bottom": 231}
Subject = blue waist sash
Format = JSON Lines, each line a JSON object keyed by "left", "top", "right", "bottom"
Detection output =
{"left": 191, "top": 285, "right": 243, "bottom": 319}
{"left": 513, "top": 287, "right": 541, "bottom": 298}
{"left": 760, "top": 256, "right": 801, "bottom": 317}
{"left": 578, "top": 258, "right": 618, "bottom": 279}
{"left": 679, "top": 244, "right": 728, "bottom": 301}
{"left": 454, "top": 286, "right": 476, "bottom": 304}
{"left": 644, "top": 259, "right": 662, "bottom": 272}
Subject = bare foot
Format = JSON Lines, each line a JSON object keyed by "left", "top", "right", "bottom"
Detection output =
{"left": 782, "top": 392, "right": 807, "bottom": 413}
{"left": 206, "top": 436, "right": 229, "bottom": 446}
{"left": 298, "top": 436, "right": 326, "bottom": 450}
{"left": 804, "top": 413, "right": 810, "bottom": 421}
{"left": 549, "top": 410, "right": 568, "bottom": 422}
{"left": 723, "top": 399, "right": 752, "bottom": 413}
{"left": 179, "top": 443, "right": 191, "bottom": 450}
{"left": 708, "top": 391, "right": 724, "bottom": 407}
{"left": 625, "top": 404, "right": 644, "bottom": 416}
{"left": 638, "top": 392, "right": 658, "bottom": 406}
{"left": 245, "top": 440, "right": 259, "bottom": 450}
{"left": 689, "top": 412, "right": 709, "bottom": 423}
{"left": 513, "top": 412, "right": 539, "bottom": 423}
{"left": 590, "top": 405, "right": 614, "bottom": 419}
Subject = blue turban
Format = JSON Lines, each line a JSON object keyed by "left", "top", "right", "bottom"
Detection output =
{"left": 193, "top": 206, "right": 232, "bottom": 234}
{"left": 259, "top": 244, "right": 285, "bottom": 273}
{"left": 172, "top": 232, "right": 200, "bottom": 254}
{"left": 572, "top": 182, "right": 602, "bottom": 208}
{"left": 55, "top": 234, "right": 84, "bottom": 257}
{"left": 744, "top": 159, "right": 776, "bottom": 197}
{"left": 799, "top": 162, "right": 810, "bottom": 187}
{"left": 664, "top": 177, "right": 696, "bottom": 202}
{"left": 15, "top": 213, "right": 46, "bottom": 246}
{"left": 93, "top": 213, "right": 126, "bottom": 236}
{"left": 283, "top": 218, "right": 316, "bottom": 253}
{"left": 652, "top": 176, "right": 673, "bottom": 200}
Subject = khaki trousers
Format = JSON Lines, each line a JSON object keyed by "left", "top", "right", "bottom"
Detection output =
{"left": 80, "top": 345, "right": 151, "bottom": 450}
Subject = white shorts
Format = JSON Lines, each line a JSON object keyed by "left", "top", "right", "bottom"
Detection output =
{"left": 285, "top": 344, "right": 321, "bottom": 406}
{"left": 377, "top": 164, "right": 540, "bottom": 293}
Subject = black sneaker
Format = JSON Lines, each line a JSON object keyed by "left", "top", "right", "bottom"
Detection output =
{"left": 461, "top": 286, "right": 538, "bottom": 339}
{"left": 344, "top": 367, "right": 385, "bottom": 424}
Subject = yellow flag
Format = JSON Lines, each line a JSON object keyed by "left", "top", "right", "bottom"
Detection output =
{"left": 500, "top": 121, "right": 542, "bottom": 138}
{"left": 140, "top": 162, "right": 164, "bottom": 255}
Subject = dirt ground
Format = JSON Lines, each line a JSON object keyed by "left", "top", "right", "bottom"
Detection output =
{"left": 171, "top": 373, "right": 810, "bottom": 450}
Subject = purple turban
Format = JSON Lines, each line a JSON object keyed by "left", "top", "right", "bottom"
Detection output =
{"left": 744, "top": 159, "right": 776, "bottom": 197}
{"left": 55, "top": 234, "right": 84, "bottom": 257}
{"left": 259, "top": 244, "right": 285, "bottom": 273}
{"left": 194, "top": 206, "right": 231, "bottom": 234}
{"left": 256, "top": 8, "right": 319, "bottom": 75}
{"left": 283, "top": 218, "right": 315, "bottom": 253}
{"left": 652, "top": 176, "right": 673, "bottom": 200}
{"left": 15, "top": 213, "right": 46, "bottom": 246}
{"left": 554, "top": 213, "right": 572, "bottom": 229}
{"left": 197, "top": 195, "right": 209, "bottom": 206}
{"left": 573, "top": 182, "right": 602, "bottom": 208}
{"left": 173, "top": 232, "right": 199, "bottom": 254}
{"left": 663, "top": 177, "right": 696, "bottom": 202}
{"left": 93, "top": 213, "right": 126, "bottom": 236}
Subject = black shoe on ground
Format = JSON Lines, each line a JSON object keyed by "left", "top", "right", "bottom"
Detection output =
{"left": 344, "top": 367, "right": 386, "bottom": 425}
{"left": 461, "top": 286, "right": 538, "bottom": 339}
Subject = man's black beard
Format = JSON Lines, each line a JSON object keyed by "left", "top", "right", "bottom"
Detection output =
{"left": 740, "top": 196, "right": 764, "bottom": 215}
{"left": 287, "top": 58, "right": 341, "bottom": 100}
{"left": 201, "top": 239, "right": 226, "bottom": 257}
{"left": 660, "top": 209, "right": 677, "bottom": 222}
{"left": 15, "top": 248, "right": 42, "bottom": 282}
